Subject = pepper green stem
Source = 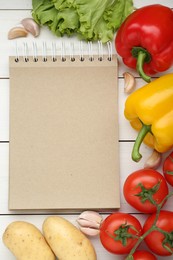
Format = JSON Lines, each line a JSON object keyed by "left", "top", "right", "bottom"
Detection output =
{"left": 132, "top": 123, "right": 151, "bottom": 162}
{"left": 131, "top": 47, "right": 151, "bottom": 83}
{"left": 136, "top": 51, "right": 151, "bottom": 83}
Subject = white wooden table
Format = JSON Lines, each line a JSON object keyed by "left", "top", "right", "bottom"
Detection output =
{"left": 0, "top": 1, "right": 173, "bottom": 259}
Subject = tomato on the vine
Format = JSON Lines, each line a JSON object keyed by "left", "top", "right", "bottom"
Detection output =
{"left": 131, "top": 250, "right": 157, "bottom": 260}
{"left": 123, "top": 169, "right": 168, "bottom": 213}
{"left": 163, "top": 151, "right": 173, "bottom": 186}
{"left": 99, "top": 213, "right": 142, "bottom": 255}
{"left": 143, "top": 210, "right": 173, "bottom": 256}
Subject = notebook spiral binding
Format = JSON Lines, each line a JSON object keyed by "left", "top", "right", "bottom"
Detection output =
{"left": 14, "top": 41, "right": 113, "bottom": 63}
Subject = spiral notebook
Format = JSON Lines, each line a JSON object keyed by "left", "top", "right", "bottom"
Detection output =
{"left": 9, "top": 42, "right": 120, "bottom": 211}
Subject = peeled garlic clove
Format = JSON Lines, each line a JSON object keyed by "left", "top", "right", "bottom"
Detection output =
{"left": 123, "top": 72, "right": 136, "bottom": 94}
{"left": 144, "top": 150, "right": 162, "bottom": 169}
{"left": 77, "top": 211, "right": 102, "bottom": 236}
{"left": 21, "top": 18, "right": 40, "bottom": 37}
{"left": 8, "top": 26, "right": 28, "bottom": 40}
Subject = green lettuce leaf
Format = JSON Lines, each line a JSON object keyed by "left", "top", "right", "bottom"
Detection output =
{"left": 32, "top": 0, "right": 134, "bottom": 42}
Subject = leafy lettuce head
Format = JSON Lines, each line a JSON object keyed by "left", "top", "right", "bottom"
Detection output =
{"left": 32, "top": 0, "right": 134, "bottom": 42}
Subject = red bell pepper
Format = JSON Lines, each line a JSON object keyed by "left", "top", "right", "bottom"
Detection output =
{"left": 115, "top": 4, "right": 173, "bottom": 82}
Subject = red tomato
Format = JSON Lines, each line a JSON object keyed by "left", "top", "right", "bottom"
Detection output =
{"left": 143, "top": 210, "right": 173, "bottom": 256}
{"left": 123, "top": 169, "right": 168, "bottom": 213}
{"left": 163, "top": 151, "right": 173, "bottom": 186}
{"left": 99, "top": 213, "right": 142, "bottom": 255}
{"left": 130, "top": 250, "right": 157, "bottom": 260}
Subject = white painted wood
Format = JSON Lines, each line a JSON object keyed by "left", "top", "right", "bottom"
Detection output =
{"left": 0, "top": 1, "right": 173, "bottom": 259}
{"left": 134, "top": 0, "right": 173, "bottom": 8}
{"left": 0, "top": 80, "right": 9, "bottom": 141}
{"left": 0, "top": 0, "right": 173, "bottom": 9}
{"left": 0, "top": 0, "right": 31, "bottom": 9}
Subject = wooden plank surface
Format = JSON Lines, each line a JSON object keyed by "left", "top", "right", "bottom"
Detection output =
{"left": 0, "top": 1, "right": 173, "bottom": 259}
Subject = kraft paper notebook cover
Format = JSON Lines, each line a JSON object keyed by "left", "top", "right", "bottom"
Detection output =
{"left": 9, "top": 42, "right": 120, "bottom": 211}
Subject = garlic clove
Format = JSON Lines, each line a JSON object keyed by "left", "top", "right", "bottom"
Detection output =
{"left": 77, "top": 211, "right": 102, "bottom": 236}
{"left": 123, "top": 72, "right": 136, "bottom": 94}
{"left": 77, "top": 218, "right": 100, "bottom": 229}
{"left": 144, "top": 150, "right": 162, "bottom": 169}
{"left": 21, "top": 18, "right": 40, "bottom": 37}
{"left": 78, "top": 211, "right": 102, "bottom": 225}
{"left": 79, "top": 226, "right": 100, "bottom": 236}
{"left": 8, "top": 26, "right": 28, "bottom": 40}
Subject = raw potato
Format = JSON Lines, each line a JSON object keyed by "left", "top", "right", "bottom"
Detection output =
{"left": 2, "top": 221, "right": 55, "bottom": 260}
{"left": 43, "top": 216, "right": 97, "bottom": 260}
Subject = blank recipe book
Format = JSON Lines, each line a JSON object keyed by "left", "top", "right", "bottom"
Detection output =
{"left": 8, "top": 41, "right": 120, "bottom": 211}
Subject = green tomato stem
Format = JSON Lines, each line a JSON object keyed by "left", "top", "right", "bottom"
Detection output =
{"left": 126, "top": 191, "right": 173, "bottom": 260}
{"left": 135, "top": 181, "right": 161, "bottom": 206}
{"left": 166, "top": 170, "right": 173, "bottom": 175}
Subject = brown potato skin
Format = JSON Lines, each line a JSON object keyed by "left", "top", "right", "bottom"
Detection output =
{"left": 43, "top": 216, "right": 97, "bottom": 260}
{"left": 3, "top": 221, "right": 55, "bottom": 260}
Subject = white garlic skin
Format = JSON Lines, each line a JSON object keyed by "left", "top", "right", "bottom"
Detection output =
{"left": 77, "top": 211, "right": 103, "bottom": 236}
{"left": 21, "top": 18, "right": 40, "bottom": 37}
{"left": 144, "top": 150, "right": 162, "bottom": 169}
{"left": 123, "top": 72, "right": 136, "bottom": 94}
{"left": 8, "top": 26, "right": 28, "bottom": 40}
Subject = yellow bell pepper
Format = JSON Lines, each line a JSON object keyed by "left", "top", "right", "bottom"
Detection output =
{"left": 124, "top": 74, "right": 173, "bottom": 162}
